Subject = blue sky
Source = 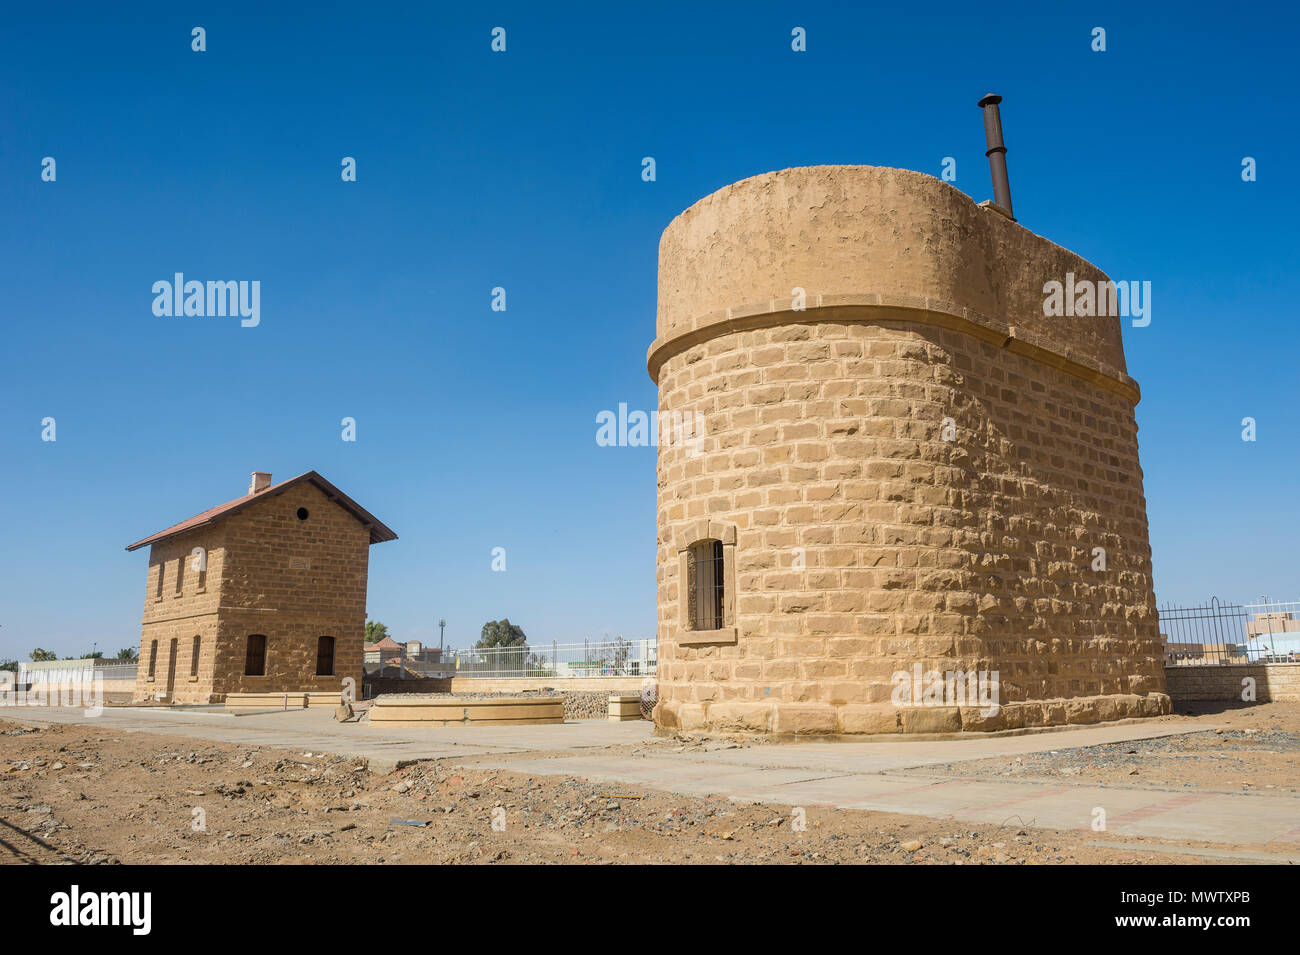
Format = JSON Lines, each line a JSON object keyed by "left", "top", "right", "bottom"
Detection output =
{"left": 1, "top": 1, "right": 1297, "bottom": 659}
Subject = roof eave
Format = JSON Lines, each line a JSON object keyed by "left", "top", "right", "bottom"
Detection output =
{"left": 125, "top": 471, "right": 398, "bottom": 552}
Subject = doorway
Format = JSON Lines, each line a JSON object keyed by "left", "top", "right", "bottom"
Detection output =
{"left": 165, "top": 638, "right": 178, "bottom": 701}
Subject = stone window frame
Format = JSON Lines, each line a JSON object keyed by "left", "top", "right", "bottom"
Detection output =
{"left": 676, "top": 519, "right": 738, "bottom": 646}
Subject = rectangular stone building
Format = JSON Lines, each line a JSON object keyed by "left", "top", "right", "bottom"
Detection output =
{"left": 126, "top": 471, "right": 397, "bottom": 704}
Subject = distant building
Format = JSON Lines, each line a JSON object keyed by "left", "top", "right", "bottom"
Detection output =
{"left": 363, "top": 635, "right": 407, "bottom": 676}
{"left": 1245, "top": 612, "right": 1300, "bottom": 661}
{"left": 126, "top": 471, "right": 397, "bottom": 703}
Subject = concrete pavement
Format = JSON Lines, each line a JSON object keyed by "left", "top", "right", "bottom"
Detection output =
{"left": 6, "top": 705, "right": 1298, "bottom": 853}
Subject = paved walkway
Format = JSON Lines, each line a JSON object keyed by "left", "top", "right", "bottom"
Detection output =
{"left": 6, "top": 706, "right": 1298, "bottom": 853}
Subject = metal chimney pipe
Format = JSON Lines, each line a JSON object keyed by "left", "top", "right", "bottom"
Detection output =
{"left": 977, "top": 93, "right": 1014, "bottom": 220}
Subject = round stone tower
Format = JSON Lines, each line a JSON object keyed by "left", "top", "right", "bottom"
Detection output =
{"left": 648, "top": 165, "right": 1170, "bottom": 737}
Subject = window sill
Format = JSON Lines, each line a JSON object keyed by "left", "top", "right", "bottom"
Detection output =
{"left": 187, "top": 676, "right": 199, "bottom": 683}
{"left": 677, "top": 627, "right": 737, "bottom": 646}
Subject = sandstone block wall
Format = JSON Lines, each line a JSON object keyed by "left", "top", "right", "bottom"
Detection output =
{"left": 649, "top": 166, "right": 1169, "bottom": 736}
{"left": 134, "top": 481, "right": 370, "bottom": 703}
{"left": 134, "top": 526, "right": 226, "bottom": 704}
{"left": 1165, "top": 664, "right": 1300, "bottom": 702}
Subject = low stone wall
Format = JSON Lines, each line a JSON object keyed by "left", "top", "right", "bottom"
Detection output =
{"left": 1164, "top": 663, "right": 1300, "bottom": 702}
{"left": 560, "top": 691, "right": 610, "bottom": 721}
{"left": 226, "top": 692, "right": 342, "bottom": 710}
{"left": 369, "top": 695, "right": 564, "bottom": 727}
{"left": 10, "top": 679, "right": 137, "bottom": 704}
{"left": 364, "top": 677, "right": 452, "bottom": 697}
{"left": 377, "top": 689, "right": 611, "bottom": 721}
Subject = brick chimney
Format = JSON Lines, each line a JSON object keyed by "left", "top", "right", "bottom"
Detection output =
{"left": 248, "top": 471, "right": 272, "bottom": 495}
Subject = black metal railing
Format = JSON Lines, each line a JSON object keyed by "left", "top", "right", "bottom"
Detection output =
{"left": 1159, "top": 597, "right": 1300, "bottom": 665}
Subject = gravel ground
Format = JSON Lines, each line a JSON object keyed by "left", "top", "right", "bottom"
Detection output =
{"left": 0, "top": 717, "right": 1261, "bottom": 866}
{"left": 4, "top": 701, "right": 1295, "bottom": 865}
{"left": 897, "top": 701, "right": 1300, "bottom": 793}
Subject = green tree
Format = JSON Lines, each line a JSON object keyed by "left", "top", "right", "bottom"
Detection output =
{"left": 29, "top": 648, "right": 57, "bottom": 662}
{"left": 116, "top": 647, "right": 138, "bottom": 661}
{"left": 476, "top": 619, "right": 527, "bottom": 648}
{"left": 364, "top": 620, "right": 390, "bottom": 644}
{"left": 0, "top": 659, "right": 18, "bottom": 673}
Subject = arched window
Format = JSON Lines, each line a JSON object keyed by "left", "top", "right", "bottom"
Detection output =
{"left": 689, "top": 539, "right": 725, "bottom": 630}
{"left": 147, "top": 640, "right": 158, "bottom": 680}
{"left": 676, "top": 520, "right": 739, "bottom": 645}
{"left": 315, "top": 636, "right": 335, "bottom": 676}
{"left": 244, "top": 634, "right": 267, "bottom": 676}
{"left": 190, "top": 635, "right": 201, "bottom": 678}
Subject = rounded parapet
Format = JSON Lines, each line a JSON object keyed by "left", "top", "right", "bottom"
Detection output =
{"left": 650, "top": 165, "right": 1136, "bottom": 400}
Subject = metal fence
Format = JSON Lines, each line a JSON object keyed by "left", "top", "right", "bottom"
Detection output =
{"left": 16, "top": 662, "right": 138, "bottom": 683}
{"left": 91, "top": 663, "right": 138, "bottom": 682}
{"left": 451, "top": 639, "right": 657, "bottom": 679}
{"left": 1159, "top": 598, "right": 1300, "bottom": 665}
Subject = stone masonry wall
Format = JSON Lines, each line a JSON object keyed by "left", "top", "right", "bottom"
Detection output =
{"left": 654, "top": 320, "right": 1167, "bottom": 735}
{"left": 133, "top": 481, "right": 371, "bottom": 703}
{"left": 1165, "top": 664, "right": 1300, "bottom": 702}
{"left": 134, "top": 526, "right": 227, "bottom": 704}
{"left": 648, "top": 164, "right": 1168, "bottom": 736}
{"left": 214, "top": 482, "right": 370, "bottom": 700}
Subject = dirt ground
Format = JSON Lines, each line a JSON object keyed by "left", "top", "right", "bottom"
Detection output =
{"left": 896, "top": 701, "right": 1300, "bottom": 794}
{"left": 1, "top": 701, "right": 1295, "bottom": 865}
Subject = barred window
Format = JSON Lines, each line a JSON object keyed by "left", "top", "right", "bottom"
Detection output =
{"left": 244, "top": 634, "right": 267, "bottom": 676}
{"left": 689, "top": 539, "right": 725, "bottom": 631}
{"left": 315, "top": 636, "right": 335, "bottom": 677}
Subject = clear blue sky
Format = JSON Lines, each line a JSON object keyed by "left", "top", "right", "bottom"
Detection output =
{"left": 2, "top": 1, "right": 1297, "bottom": 660}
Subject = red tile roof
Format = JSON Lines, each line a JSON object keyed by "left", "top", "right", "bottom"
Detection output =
{"left": 125, "top": 471, "right": 398, "bottom": 551}
{"left": 365, "top": 636, "right": 405, "bottom": 652}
